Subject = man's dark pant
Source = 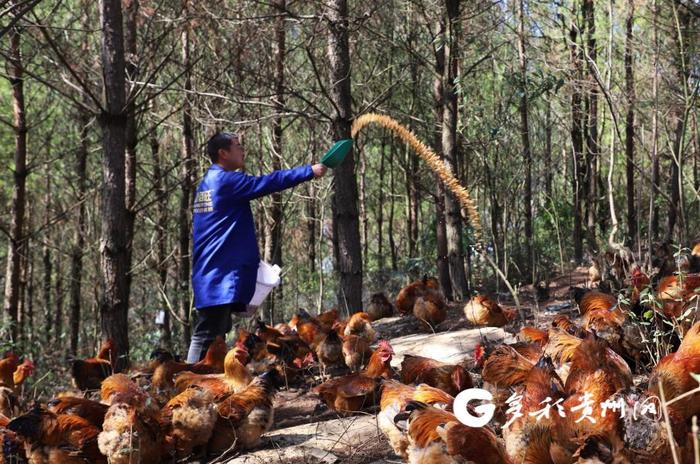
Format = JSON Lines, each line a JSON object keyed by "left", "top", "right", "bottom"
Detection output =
{"left": 186, "top": 302, "right": 246, "bottom": 363}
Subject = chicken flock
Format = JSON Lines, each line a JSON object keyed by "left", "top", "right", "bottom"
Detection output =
{"left": 0, "top": 252, "right": 697, "bottom": 463}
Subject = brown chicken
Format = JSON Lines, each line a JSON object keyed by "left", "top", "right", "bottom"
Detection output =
{"left": 316, "top": 308, "right": 340, "bottom": 330}
{"left": 253, "top": 320, "right": 285, "bottom": 343}
{"left": 0, "top": 425, "right": 25, "bottom": 463}
{"left": 551, "top": 314, "right": 585, "bottom": 337}
{"left": 502, "top": 356, "right": 565, "bottom": 463}
{"left": 290, "top": 308, "right": 338, "bottom": 331}
{"left": 315, "top": 329, "right": 344, "bottom": 372}
{"left": 555, "top": 371, "right": 628, "bottom": 461}
{"left": 98, "top": 388, "right": 163, "bottom": 464}
{"left": 238, "top": 330, "right": 267, "bottom": 360}
{"left": 11, "top": 359, "right": 34, "bottom": 393}
{"left": 0, "top": 353, "right": 21, "bottom": 390}
{"left": 397, "top": 401, "right": 512, "bottom": 464}
{"left": 573, "top": 288, "right": 618, "bottom": 314}
{"left": 366, "top": 292, "right": 394, "bottom": 321}
{"left": 314, "top": 340, "right": 394, "bottom": 412}
{"left": 543, "top": 326, "right": 634, "bottom": 386}
{"left": 543, "top": 327, "right": 585, "bottom": 366}
{"left": 511, "top": 341, "right": 546, "bottom": 364}
{"left": 208, "top": 369, "right": 281, "bottom": 454}
{"left": 47, "top": 396, "right": 108, "bottom": 428}
{"left": 399, "top": 354, "right": 472, "bottom": 396}
{"left": 629, "top": 265, "right": 651, "bottom": 306}
{"left": 294, "top": 317, "right": 325, "bottom": 348}
{"left": 288, "top": 309, "right": 309, "bottom": 330}
{"left": 100, "top": 373, "right": 142, "bottom": 404}
{"left": 574, "top": 290, "right": 634, "bottom": 364}
{"left": 648, "top": 321, "right": 700, "bottom": 423}
{"left": 481, "top": 344, "right": 535, "bottom": 387}
{"left": 8, "top": 406, "right": 106, "bottom": 463}
{"left": 518, "top": 326, "right": 549, "bottom": 346}
{"left": 268, "top": 332, "right": 312, "bottom": 362}
{"left": 0, "top": 388, "right": 19, "bottom": 419}
{"left": 174, "top": 342, "right": 253, "bottom": 401}
{"left": 395, "top": 276, "right": 440, "bottom": 315}
{"left": 378, "top": 380, "right": 453, "bottom": 459}
{"left": 160, "top": 385, "right": 217, "bottom": 460}
{"left": 259, "top": 335, "right": 314, "bottom": 379}
{"left": 343, "top": 311, "right": 376, "bottom": 343}
{"left": 463, "top": 294, "right": 516, "bottom": 327}
{"left": 548, "top": 334, "right": 634, "bottom": 459}
{"left": 689, "top": 241, "right": 700, "bottom": 272}
{"left": 70, "top": 338, "right": 115, "bottom": 391}
{"left": 656, "top": 272, "right": 700, "bottom": 319}
{"left": 342, "top": 334, "right": 372, "bottom": 372}
{"left": 564, "top": 331, "right": 632, "bottom": 395}
{"left": 576, "top": 290, "right": 626, "bottom": 328}
{"left": 412, "top": 290, "right": 447, "bottom": 332}
{"left": 151, "top": 336, "right": 228, "bottom": 401}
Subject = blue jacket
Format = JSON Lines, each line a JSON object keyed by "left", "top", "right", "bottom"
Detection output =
{"left": 191, "top": 164, "right": 314, "bottom": 309}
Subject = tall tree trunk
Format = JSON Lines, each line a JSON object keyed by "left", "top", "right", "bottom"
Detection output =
{"left": 307, "top": 124, "right": 318, "bottom": 274}
{"left": 179, "top": 1, "right": 194, "bottom": 344}
{"left": 43, "top": 176, "right": 52, "bottom": 345}
{"left": 667, "top": 2, "right": 690, "bottom": 243}
{"left": 98, "top": 0, "right": 130, "bottom": 372}
{"left": 569, "top": 24, "right": 585, "bottom": 262}
{"left": 123, "top": 0, "right": 139, "bottom": 330}
{"left": 583, "top": 0, "right": 599, "bottom": 252}
{"left": 545, "top": 99, "right": 553, "bottom": 200}
{"left": 517, "top": 0, "right": 533, "bottom": 282}
{"left": 433, "top": 14, "right": 452, "bottom": 300}
{"left": 624, "top": 0, "right": 636, "bottom": 246}
{"left": 410, "top": 150, "right": 420, "bottom": 256}
{"left": 70, "top": 2, "right": 91, "bottom": 356}
{"left": 18, "top": 231, "right": 29, "bottom": 348}
{"left": 359, "top": 144, "right": 368, "bottom": 262}
{"left": 668, "top": 123, "right": 683, "bottom": 243}
{"left": 70, "top": 107, "right": 89, "bottom": 355}
{"left": 650, "top": 0, "right": 660, "bottom": 243}
{"left": 307, "top": 181, "right": 317, "bottom": 273}
{"left": 442, "top": 0, "right": 468, "bottom": 298}
{"left": 407, "top": 22, "right": 420, "bottom": 259}
{"left": 151, "top": 119, "right": 171, "bottom": 347}
{"left": 25, "top": 247, "right": 34, "bottom": 347}
{"left": 326, "top": 0, "right": 362, "bottom": 313}
{"left": 377, "top": 136, "right": 386, "bottom": 271}
{"left": 404, "top": 133, "right": 416, "bottom": 261}
{"left": 4, "top": 9, "right": 27, "bottom": 345}
{"left": 389, "top": 143, "right": 398, "bottom": 271}
{"left": 265, "top": 0, "right": 286, "bottom": 315}
{"left": 54, "top": 256, "right": 63, "bottom": 345}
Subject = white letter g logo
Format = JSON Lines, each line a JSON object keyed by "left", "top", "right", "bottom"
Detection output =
{"left": 453, "top": 388, "right": 495, "bottom": 427}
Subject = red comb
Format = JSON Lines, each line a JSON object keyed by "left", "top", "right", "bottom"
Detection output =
{"left": 474, "top": 343, "right": 484, "bottom": 361}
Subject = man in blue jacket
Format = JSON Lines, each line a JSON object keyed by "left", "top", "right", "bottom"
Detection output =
{"left": 187, "top": 132, "right": 328, "bottom": 362}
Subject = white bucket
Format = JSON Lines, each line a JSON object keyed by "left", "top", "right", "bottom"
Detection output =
{"left": 248, "top": 261, "right": 281, "bottom": 307}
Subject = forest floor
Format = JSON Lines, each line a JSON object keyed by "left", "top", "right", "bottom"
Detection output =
{"left": 218, "top": 267, "right": 592, "bottom": 464}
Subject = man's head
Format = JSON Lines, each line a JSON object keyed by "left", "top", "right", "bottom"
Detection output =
{"left": 207, "top": 132, "right": 245, "bottom": 170}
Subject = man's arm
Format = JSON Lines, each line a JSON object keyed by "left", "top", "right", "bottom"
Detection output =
{"left": 220, "top": 164, "right": 326, "bottom": 201}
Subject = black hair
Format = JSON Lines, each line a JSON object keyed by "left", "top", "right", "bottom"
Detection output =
{"left": 207, "top": 132, "right": 238, "bottom": 162}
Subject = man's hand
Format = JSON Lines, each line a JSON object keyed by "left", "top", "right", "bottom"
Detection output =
{"left": 312, "top": 164, "right": 328, "bottom": 178}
